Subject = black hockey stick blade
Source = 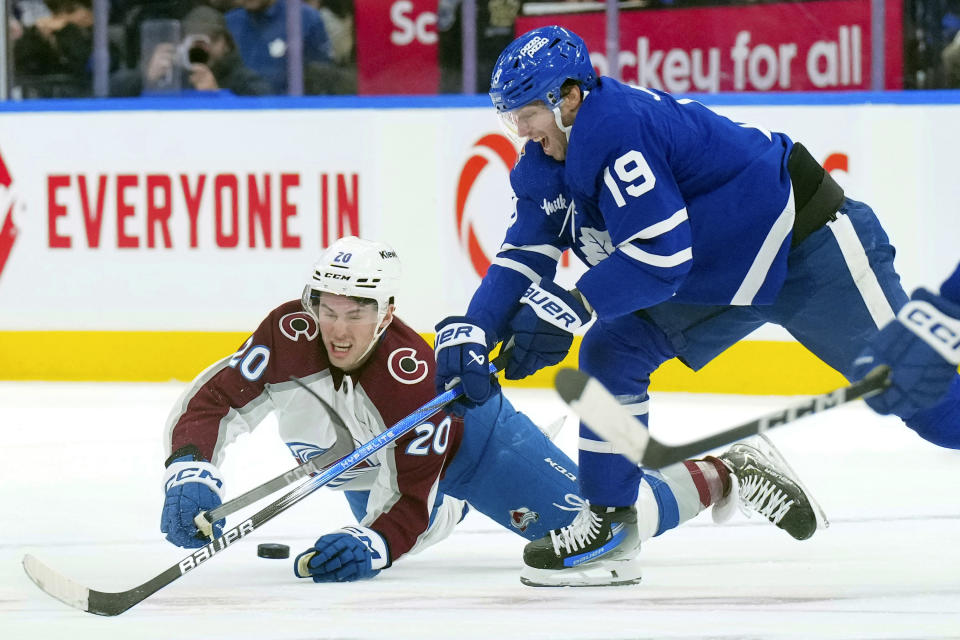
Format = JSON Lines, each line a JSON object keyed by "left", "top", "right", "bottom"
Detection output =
{"left": 556, "top": 365, "right": 891, "bottom": 468}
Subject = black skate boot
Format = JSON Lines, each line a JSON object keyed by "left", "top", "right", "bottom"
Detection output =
{"left": 714, "top": 439, "right": 821, "bottom": 540}
{"left": 520, "top": 501, "right": 641, "bottom": 587}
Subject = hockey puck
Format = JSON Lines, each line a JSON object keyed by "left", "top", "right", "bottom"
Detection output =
{"left": 257, "top": 543, "right": 290, "bottom": 559}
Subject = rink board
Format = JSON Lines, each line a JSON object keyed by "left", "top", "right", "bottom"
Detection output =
{"left": 0, "top": 93, "right": 957, "bottom": 389}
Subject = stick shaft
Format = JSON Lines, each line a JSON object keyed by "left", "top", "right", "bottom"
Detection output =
{"left": 24, "top": 350, "right": 512, "bottom": 616}
{"left": 641, "top": 366, "right": 889, "bottom": 467}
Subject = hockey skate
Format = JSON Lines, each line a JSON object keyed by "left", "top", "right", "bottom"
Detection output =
{"left": 712, "top": 436, "right": 823, "bottom": 540}
{"left": 520, "top": 499, "right": 641, "bottom": 587}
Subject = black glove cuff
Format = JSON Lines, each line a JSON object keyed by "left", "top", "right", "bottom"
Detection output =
{"left": 164, "top": 444, "right": 207, "bottom": 468}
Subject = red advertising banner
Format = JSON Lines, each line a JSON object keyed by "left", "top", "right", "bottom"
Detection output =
{"left": 516, "top": 0, "right": 903, "bottom": 92}
{"left": 355, "top": 0, "right": 440, "bottom": 95}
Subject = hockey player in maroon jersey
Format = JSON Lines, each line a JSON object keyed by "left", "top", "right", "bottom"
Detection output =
{"left": 161, "top": 236, "right": 819, "bottom": 585}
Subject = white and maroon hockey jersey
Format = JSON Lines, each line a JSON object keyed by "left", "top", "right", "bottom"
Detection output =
{"left": 164, "top": 300, "right": 466, "bottom": 562}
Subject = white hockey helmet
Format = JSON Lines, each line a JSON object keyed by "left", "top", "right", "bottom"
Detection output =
{"left": 301, "top": 236, "right": 402, "bottom": 333}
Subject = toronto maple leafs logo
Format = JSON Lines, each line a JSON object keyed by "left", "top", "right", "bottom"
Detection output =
{"left": 577, "top": 227, "right": 614, "bottom": 266}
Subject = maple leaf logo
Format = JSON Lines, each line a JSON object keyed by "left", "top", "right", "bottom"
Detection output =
{"left": 577, "top": 226, "right": 614, "bottom": 266}
{"left": 0, "top": 145, "right": 18, "bottom": 281}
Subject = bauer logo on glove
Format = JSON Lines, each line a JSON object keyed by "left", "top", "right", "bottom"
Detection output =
{"left": 520, "top": 282, "right": 591, "bottom": 331}
{"left": 435, "top": 323, "right": 486, "bottom": 349}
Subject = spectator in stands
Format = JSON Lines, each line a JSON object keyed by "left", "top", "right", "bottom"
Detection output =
{"left": 225, "top": 0, "right": 332, "bottom": 94}
{"left": 12, "top": 0, "right": 99, "bottom": 97}
{"left": 943, "top": 29, "right": 960, "bottom": 86}
{"left": 305, "top": 0, "right": 352, "bottom": 65}
{"left": 111, "top": 5, "right": 271, "bottom": 96}
{"left": 437, "top": 0, "right": 521, "bottom": 94}
{"left": 8, "top": 9, "right": 24, "bottom": 45}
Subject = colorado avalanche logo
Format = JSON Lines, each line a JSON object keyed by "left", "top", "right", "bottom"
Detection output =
{"left": 279, "top": 311, "right": 319, "bottom": 342}
{"left": 509, "top": 507, "right": 540, "bottom": 533}
{"left": 387, "top": 348, "right": 429, "bottom": 385}
{"left": 286, "top": 441, "right": 330, "bottom": 465}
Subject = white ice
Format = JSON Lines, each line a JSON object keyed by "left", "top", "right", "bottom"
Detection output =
{"left": 1, "top": 382, "right": 959, "bottom": 639}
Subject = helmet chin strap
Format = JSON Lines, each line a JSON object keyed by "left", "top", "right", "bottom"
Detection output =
{"left": 552, "top": 89, "right": 588, "bottom": 142}
{"left": 350, "top": 304, "right": 394, "bottom": 368}
{"left": 552, "top": 105, "right": 571, "bottom": 141}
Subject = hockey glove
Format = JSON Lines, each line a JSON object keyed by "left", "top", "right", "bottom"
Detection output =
{"left": 434, "top": 316, "right": 498, "bottom": 408}
{"left": 504, "top": 281, "right": 592, "bottom": 380}
{"left": 294, "top": 525, "right": 390, "bottom": 583}
{"left": 853, "top": 287, "right": 960, "bottom": 417}
{"left": 161, "top": 454, "right": 226, "bottom": 548}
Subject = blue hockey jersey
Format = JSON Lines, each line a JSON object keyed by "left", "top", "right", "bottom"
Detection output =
{"left": 467, "top": 77, "right": 800, "bottom": 334}
{"left": 566, "top": 78, "right": 797, "bottom": 318}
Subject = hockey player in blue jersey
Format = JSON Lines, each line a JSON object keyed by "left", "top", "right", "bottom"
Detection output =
{"left": 433, "top": 26, "right": 960, "bottom": 587}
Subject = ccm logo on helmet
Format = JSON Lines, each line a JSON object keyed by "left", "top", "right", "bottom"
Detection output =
{"left": 324, "top": 272, "right": 351, "bottom": 280}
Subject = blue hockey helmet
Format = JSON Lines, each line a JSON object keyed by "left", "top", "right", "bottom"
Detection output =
{"left": 489, "top": 26, "right": 598, "bottom": 114}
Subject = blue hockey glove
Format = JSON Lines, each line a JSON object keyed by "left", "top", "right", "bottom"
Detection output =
{"left": 853, "top": 287, "right": 960, "bottom": 417}
{"left": 294, "top": 525, "right": 390, "bottom": 583}
{"left": 504, "top": 281, "right": 592, "bottom": 380}
{"left": 160, "top": 455, "right": 225, "bottom": 548}
{"left": 434, "top": 316, "right": 498, "bottom": 407}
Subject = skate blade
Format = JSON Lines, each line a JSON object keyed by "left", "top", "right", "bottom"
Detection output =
{"left": 519, "top": 558, "right": 642, "bottom": 587}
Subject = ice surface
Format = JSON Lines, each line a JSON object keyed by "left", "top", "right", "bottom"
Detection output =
{"left": 1, "top": 382, "right": 958, "bottom": 639}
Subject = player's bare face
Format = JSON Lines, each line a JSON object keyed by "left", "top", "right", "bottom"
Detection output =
{"left": 315, "top": 293, "right": 383, "bottom": 371}
{"left": 513, "top": 103, "right": 567, "bottom": 161}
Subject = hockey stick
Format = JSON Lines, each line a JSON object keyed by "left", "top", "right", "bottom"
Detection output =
{"left": 555, "top": 365, "right": 891, "bottom": 468}
{"left": 195, "top": 359, "right": 509, "bottom": 534}
{"left": 193, "top": 379, "right": 355, "bottom": 538}
{"left": 23, "top": 350, "right": 512, "bottom": 616}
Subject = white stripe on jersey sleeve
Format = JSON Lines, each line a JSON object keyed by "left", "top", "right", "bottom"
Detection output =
{"left": 623, "top": 208, "right": 689, "bottom": 242}
{"left": 492, "top": 256, "right": 544, "bottom": 284}
{"left": 730, "top": 187, "right": 796, "bottom": 305}
{"left": 620, "top": 244, "right": 693, "bottom": 268}
{"left": 500, "top": 242, "right": 565, "bottom": 260}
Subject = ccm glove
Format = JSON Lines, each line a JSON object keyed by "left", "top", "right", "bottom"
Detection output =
{"left": 505, "top": 281, "right": 592, "bottom": 380}
{"left": 294, "top": 525, "right": 390, "bottom": 583}
{"left": 161, "top": 453, "right": 226, "bottom": 548}
{"left": 434, "top": 316, "right": 497, "bottom": 405}
{"left": 853, "top": 286, "right": 960, "bottom": 417}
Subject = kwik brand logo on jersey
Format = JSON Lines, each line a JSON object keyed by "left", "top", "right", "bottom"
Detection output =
{"left": 0, "top": 145, "right": 19, "bottom": 282}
